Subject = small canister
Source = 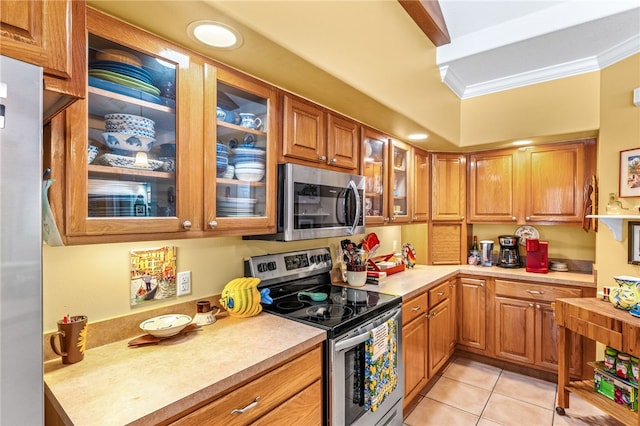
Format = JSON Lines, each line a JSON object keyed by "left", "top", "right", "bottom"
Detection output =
{"left": 631, "top": 356, "right": 639, "bottom": 385}
{"left": 604, "top": 346, "right": 618, "bottom": 373}
{"left": 616, "top": 352, "right": 631, "bottom": 380}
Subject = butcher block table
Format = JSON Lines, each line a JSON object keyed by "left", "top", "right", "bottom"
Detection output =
{"left": 555, "top": 297, "right": 640, "bottom": 426}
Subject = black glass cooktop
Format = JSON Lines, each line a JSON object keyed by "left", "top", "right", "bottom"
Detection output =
{"left": 245, "top": 247, "right": 401, "bottom": 337}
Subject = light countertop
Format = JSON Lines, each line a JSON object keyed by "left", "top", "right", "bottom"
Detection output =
{"left": 346, "top": 264, "right": 595, "bottom": 300}
{"left": 44, "top": 313, "right": 326, "bottom": 425}
{"left": 45, "top": 264, "right": 594, "bottom": 424}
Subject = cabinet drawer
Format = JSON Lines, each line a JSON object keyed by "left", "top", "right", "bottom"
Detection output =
{"left": 172, "top": 345, "right": 322, "bottom": 426}
{"left": 495, "top": 279, "right": 582, "bottom": 302}
{"left": 429, "top": 281, "right": 451, "bottom": 308}
{"left": 403, "top": 292, "right": 428, "bottom": 324}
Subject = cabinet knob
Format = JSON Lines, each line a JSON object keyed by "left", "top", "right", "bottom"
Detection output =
{"left": 319, "top": 155, "right": 327, "bottom": 161}
{"left": 512, "top": 216, "right": 517, "bottom": 221}
{"left": 182, "top": 220, "right": 192, "bottom": 230}
{"left": 480, "top": 283, "right": 484, "bottom": 287}
{"left": 460, "top": 216, "right": 465, "bottom": 220}
{"left": 384, "top": 217, "right": 390, "bottom": 222}
{"left": 391, "top": 217, "right": 396, "bottom": 222}
{"left": 526, "top": 216, "right": 531, "bottom": 221}
{"left": 329, "top": 158, "right": 337, "bottom": 164}
{"left": 536, "top": 304, "right": 541, "bottom": 309}
{"left": 208, "top": 220, "right": 218, "bottom": 229}
{"left": 529, "top": 303, "right": 534, "bottom": 307}
{"left": 413, "top": 216, "right": 418, "bottom": 221}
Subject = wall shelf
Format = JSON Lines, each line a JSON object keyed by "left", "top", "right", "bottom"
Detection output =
{"left": 586, "top": 215, "right": 640, "bottom": 241}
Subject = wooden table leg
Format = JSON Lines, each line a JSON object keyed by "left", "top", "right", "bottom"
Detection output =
{"left": 557, "top": 324, "right": 571, "bottom": 409}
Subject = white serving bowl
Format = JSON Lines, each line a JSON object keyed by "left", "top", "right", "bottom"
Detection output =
{"left": 235, "top": 170, "right": 265, "bottom": 182}
{"left": 102, "top": 132, "right": 156, "bottom": 152}
{"left": 139, "top": 314, "right": 192, "bottom": 338}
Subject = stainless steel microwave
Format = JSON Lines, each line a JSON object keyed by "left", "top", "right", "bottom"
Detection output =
{"left": 248, "top": 163, "right": 365, "bottom": 241}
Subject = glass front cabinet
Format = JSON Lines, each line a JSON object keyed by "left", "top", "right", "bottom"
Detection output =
{"left": 362, "top": 127, "right": 390, "bottom": 226}
{"left": 203, "top": 65, "right": 277, "bottom": 234}
{"left": 65, "top": 10, "right": 201, "bottom": 240}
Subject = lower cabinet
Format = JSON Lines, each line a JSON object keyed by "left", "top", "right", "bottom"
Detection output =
{"left": 402, "top": 292, "right": 429, "bottom": 409}
{"left": 170, "top": 344, "right": 322, "bottom": 426}
{"left": 457, "top": 277, "right": 486, "bottom": 352}
{"left": 493, "top": 279, "right": 592, "bottom": 376}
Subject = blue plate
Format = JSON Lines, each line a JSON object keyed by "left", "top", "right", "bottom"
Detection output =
{"left": 89, "top": 76, "right": 163, "bottom": 105}
{"left": 630, "top": 309, "right": 640, "bottom": 318}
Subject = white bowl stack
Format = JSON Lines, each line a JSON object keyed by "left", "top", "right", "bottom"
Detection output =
{"left": 231, "top": 147, "right": 266, "bottom": 182}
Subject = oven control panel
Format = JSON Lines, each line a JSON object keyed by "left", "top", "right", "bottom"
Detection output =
{"left": 244, "top": 247, "right": 332, "bottom": 284}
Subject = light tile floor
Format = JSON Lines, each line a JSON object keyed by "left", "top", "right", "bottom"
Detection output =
{"left": 404, "top": 356, "right": 628, "bottom": 426}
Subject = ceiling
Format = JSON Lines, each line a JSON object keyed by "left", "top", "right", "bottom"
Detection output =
{"left": 88, "top": 1, "right": 640, "bottom": 151}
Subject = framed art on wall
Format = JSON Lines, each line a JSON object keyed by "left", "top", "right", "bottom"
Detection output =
{"left": 628, "top": 222, "right": 640, "bottom": 264}
{"left": 619, "top": 148, "right": 640, "bottom": 197}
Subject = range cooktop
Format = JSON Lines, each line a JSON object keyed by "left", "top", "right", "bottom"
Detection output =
{"left": 244, "top": 247, "right": 400, "bottom": 337}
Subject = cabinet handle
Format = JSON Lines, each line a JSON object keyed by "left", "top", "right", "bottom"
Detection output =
{"left": 437, "top": 291, "right": 444, "bottom": 296}
{"left": 536, "top": 304, "right": 541, "bottom": 309}
{"left": 411, "top": 306, "right": 422, "bottom": 312}
{"left": 480, "top": 283, "right": 484, "bottom": 287}
{"left": 231, "top": 396, "right": 260, "bottom": 415}
{"left": 512, "top": 216, "right": 516, "bottom": 221}
{"left": 425, "top": 313, "right": 431, "bottom": 319}
{"left": 526, "top": 216, "right": 531, "bottom": 220}
{"left": 329, "top": 158, "right": 337, "bottom": 164}
{"left": 384, "top": 217, "right": 390, "bottom": 222}
{"left": 182, "top": 220, "right": 192, "bottom": 230}
{"left": 208, "top": 220, "right": 218, "bottom": 229}
{"left": 432, "top": 311, "right": 437, "bottom": 317}
{"left": 526, "top": 290, "right": 544, "bottom": 295}
{"left": 319, "top": 155, "right": 327, "bottom": 161}
{"left": 529, "top": 303, "right": 534, "bottom": 307}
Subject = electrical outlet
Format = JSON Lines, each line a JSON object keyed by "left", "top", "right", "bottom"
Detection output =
{"left": 177, "top": 271, "right": 191, "bottom": 296}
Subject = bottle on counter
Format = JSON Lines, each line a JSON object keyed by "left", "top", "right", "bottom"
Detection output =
{"left": 468, "top": 235, "right": 481, "bottom": 265}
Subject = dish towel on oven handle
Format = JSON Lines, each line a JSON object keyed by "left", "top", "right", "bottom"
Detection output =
{"left": 364, "top": 317, "right": 398, "bottom": 412}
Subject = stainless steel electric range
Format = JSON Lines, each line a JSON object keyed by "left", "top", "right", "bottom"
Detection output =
{"left": 245, "top": 247, "right": 403, "bottom": 426}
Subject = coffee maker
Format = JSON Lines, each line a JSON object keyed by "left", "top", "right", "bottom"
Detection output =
{"left": 525, "top": 239, "right": 549, "bottom": 273}
{"left": 497, "top": 235, "right": 521, "bottom": 268}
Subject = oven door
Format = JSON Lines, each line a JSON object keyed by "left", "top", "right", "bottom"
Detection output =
{"left": 283, "top": 163, "right": 365, "bottom": 241}
{"left": 329, "top": 306, "right": 403, "bottom": 426}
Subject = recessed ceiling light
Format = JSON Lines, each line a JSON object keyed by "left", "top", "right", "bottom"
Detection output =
{"left": 188, "top": 21, "right": 243, "bottom": 49}
{"left": 408, "top": 133, "right": 429, "bottom": 141}
{"left": 513, "top": 140, "right": 532, "bottom": 146}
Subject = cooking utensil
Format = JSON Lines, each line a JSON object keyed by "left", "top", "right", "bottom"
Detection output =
{"left": 297, "top": 291, "right": 328, "bottom": 302}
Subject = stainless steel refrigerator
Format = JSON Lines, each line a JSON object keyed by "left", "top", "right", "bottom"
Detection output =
{"left": 0, "top": 55, "right": 44, "bottom": 425}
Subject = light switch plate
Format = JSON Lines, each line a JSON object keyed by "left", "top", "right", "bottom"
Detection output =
{"left": 634, "top": 88, "right": 640, "bottom": 106}
{"left": 177, "top": 271, "right": 191, "bottom": 296}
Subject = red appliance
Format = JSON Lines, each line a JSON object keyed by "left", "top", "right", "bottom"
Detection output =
{"left": 525, "top": 239, "right": 548, "bottom": 273}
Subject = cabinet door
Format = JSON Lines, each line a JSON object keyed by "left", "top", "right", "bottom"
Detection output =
{"left": 468, "top": 149, "right": 518, "bottom": 223}
{"left": 282, "top": 95, "right": 326, "bottom": 165}
{"left": 390, "top": 140, "right": 411, "bottom": 224}
{"left": 428, "top": 298, "right": 452, "bottom": 375}
{"left": 327, "top": 113, "right": 359, "bottom": 171}
{"left": 412, "top": 148, "right": 430, "bottom": 222}
{"left": 0, "top": 0, "right": 86, "bottom": 118}
{"left": 494, "top": 297, "right": 535, "bottom": 364}
{"left": 535, "top": 302, "right": 583, "bottom": 376}
{"left": 204, "top": 66, "right": 277, "bottom": 235}
{"left": 403, "top": 315, "right": 429, "bottom": 408}
{"left": 458, "top": 277, "right": 486, "bottom": 351}
{"left": 362, "top": 127, "right": 390, "bottom": 226}
{"left": 448, "top": 281, "right": 457, "bottom": 352}
{"left": 523, "top": 143, "right": 586, "bottom": 223}
{"left": 66, "top": 10, "right": 200, "bottom": 240}
{"left": 431, "top": 153, "right": 466, "bottom": 221}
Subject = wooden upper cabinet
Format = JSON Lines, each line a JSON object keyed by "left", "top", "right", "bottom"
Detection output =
{"left": 390, "top": 140, "right": 411, "bottom": 224}
{"left": 523, "top": 141, "right": 592, "bottom": 224}
{"left": 362, "top": 127, "right": 390, "bottom": 226}
{"left": 412, "top": 148, "right": 430, "bottom": 222}
{"left": 467, "top": 139, "right": 596, "bottom": 225}
{"left": 431, "top": 153, "right": 466, "bottom": 221}
{"left": 468, "top": 149, "right": 517, "bottom": 223}
{"left": 282, "top": 93, "right": 358, "bottom": 171}
{"left": 0, "top": 0, "right": 86, "bottom": 119}
{"left": 327, "top": 113, "right": 359, "bottom": 170}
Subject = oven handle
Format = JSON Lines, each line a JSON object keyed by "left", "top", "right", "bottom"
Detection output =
{"left": 334, "top": 307, "right": 399, "bottom": 352}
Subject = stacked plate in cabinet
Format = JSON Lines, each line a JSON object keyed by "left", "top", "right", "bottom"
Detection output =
{"left": 216, "top": 197, "right": 257, "bottom": 217}
{"left": 216, "top": 143, "right": 229, "bottom": 177}
{"left": 230, "top": 147, "right": 266, "bottom": 182}
{"left": 89, "top": 59, "right": 160, "bottom": 97}
{"left": 101, "top": 113, "right": 156, "bottom": 152}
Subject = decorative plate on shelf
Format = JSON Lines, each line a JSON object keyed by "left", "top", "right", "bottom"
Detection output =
{"left": 514, "top": 225, "right": 540, "bottom": 245}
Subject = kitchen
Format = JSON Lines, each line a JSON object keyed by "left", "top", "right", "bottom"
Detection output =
{"left": 1, "top": 1, "right": 640, "bottom": 425}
